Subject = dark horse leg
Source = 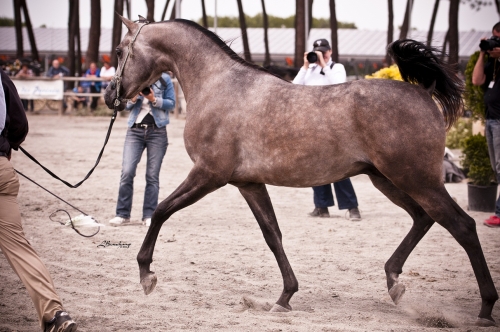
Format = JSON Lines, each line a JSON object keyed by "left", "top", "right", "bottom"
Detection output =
{"left": 368, "top": 172, "right": 435, "bottom": 305}
{"left": 137, "top": 165, "right": 226, "bottom": 295}
{"left": 374, "top": 171, "right": 498, "bottom": 326}
{"left": 236, "top": 182, "right": 298, "bottom": 312}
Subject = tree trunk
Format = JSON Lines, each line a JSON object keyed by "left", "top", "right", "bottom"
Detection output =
{"left": 170, "top": 0, "right": 176, "bottom": 20}
{"left": 75, "top": 4, "right": 82, "bottom": 77}
{"left": 20, "top": 0, "right": 39, "bottom": 61}
{"left": 399, "top": 0, "right": 414, "bottom": 40}
{"left": 329, "top": 0, "right": 339, "bottom": 63}
{"left": 261, "top": 0, "right": 271, "bottom": 66}
{"left": 441, "top": 30, "right": 449, "bottom": 61}
{"left": 294, "top": 0, "right": 306, "bottom": 68}
{"left": 161, "top": 0, "right": 171, "bottom": 21}
{"left": 86, "top": 0, "right": 101, "bottom": 69}
{"left": 124, "top": 0, "right": 131, "bottom": 19}
{"left": 13, "top": 0, "right": 23, "bottom": 59}
{"left": 111, "top": 0, "right": 124, "bottom": 68}
{"left": 236, "top": 0, "right": 252, "bottom": 62}
{"left": 68, "top": 0, "right": 76, "bottom": 77}
{"left": 448, "top": 0, "right": 459, "bottom": 72}
{"left": 201, "top": 0, "right": 208, "bottom": 27}
{"left": 385, "top": 0, "right": 393, "bottom": 66}
{"left": 427, "top": 0, "right": 440, "bottom": 46}
{"left": 145, "top": 0, "right": 155, "bottom": 22}
{"left": 308, "top": 0, "right": 313, "bottom": 32}
{"left": 495, "top": 0, "right": 500, "bottom": 17}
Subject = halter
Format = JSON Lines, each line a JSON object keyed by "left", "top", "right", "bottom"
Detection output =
{"left": 111, "top": 21, "right": 149, "bottom": 107}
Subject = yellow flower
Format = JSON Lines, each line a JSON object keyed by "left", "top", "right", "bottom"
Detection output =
{"left": 365, "top": 64, "right": 402, "bottom": 81}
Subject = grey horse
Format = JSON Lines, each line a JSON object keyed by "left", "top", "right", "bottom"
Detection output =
{"left": 104, "top": 17, "right": 498, "bottom": 326}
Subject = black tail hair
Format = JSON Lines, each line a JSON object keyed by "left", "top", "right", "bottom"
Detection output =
{"left": 388, "top": 39, "right": 464, "bottom": 130}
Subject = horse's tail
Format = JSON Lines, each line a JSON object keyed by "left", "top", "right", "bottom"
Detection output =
{"left": 388, "top": 39, "right": 464, "bottom": 130}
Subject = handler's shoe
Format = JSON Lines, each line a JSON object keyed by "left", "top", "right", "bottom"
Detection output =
{"left": 109, "top": 216, "right": 130, "bottom": 226}
{"left": 44, "top": 311, "right": 77, "bottom": 332}
{"left": 309, "top": 207, "right": 330, "bottom": 218}
{"left": 484, "top": 215, "right": 500, "bottom": 227}
{"left": 348, "top": 208, "right": 362, "bottom": 221}
{"left": 143, "top": 218, "right": 151, "bottom": 227}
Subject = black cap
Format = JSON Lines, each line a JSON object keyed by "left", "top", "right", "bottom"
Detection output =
{"left": 312, "top": 39, "right": 331, "bottom": 52}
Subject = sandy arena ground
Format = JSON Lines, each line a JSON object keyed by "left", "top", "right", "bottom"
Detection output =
{"left": 0, "top": 113, "right": 499, "bottom": 331}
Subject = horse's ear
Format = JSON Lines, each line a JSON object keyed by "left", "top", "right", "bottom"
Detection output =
{"left": 119, "top": 14, "right": 136, "bottom": 32}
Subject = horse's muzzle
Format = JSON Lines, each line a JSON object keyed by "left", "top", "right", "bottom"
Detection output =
{"left": 104, "top": 85, "right": 125, "bottom": 111}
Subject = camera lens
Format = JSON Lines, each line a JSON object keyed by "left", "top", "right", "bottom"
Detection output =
{"left": 141, "top": 86, "right": 151, "bottom": 95}
{"left": 306, "top": 51, "right": 318, "bottom": 63}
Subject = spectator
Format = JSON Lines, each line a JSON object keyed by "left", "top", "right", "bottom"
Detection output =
{"left": 292, "top": 39, "right": 362, "bottom": 221}
{"left": 0, "top": 68, "right": 77, "bottom": 332}
{"left": 71, "top": 85, "right": 88, "bottom": 110}
{"left": 100, "top": 61, "right": 116, "bottom": 90}
{"left": 473, "top": 22, "right": 500, "bottom": 227}
{"left": 15, "top": 63, "right": 34, "bottom": 112}
{"left": 83, "top": 62, "right": 101, "bottom": 111}
{"left": 45, "top": 59, "right": 69, "bottom": 78}
{"left": 109, "top": 73, "right": 175, "bottom": 227}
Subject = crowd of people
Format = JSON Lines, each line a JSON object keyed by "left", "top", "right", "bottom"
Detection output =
{"left": 2, "top": 57, "right": 116, "bottom": 112}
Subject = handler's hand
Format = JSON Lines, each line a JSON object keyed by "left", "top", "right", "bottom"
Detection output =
{"left": 317, "top": 51, "right": 327, "bottom": 68}
{"left": 130, "top": 95, "right": 139, "bottom": 103}
{"left": 141, "top": 92, "right": 156, "bottom": 103}
{"left": 302, "top": 52, "right": 310, "bottom": 69}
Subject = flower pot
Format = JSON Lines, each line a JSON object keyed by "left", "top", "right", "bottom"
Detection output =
{"left": 467, "top": 183, "right": 498, "bottom": 212}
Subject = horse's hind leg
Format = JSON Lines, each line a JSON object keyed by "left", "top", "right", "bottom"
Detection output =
{"left": 137, "top": 165, "right": 226, "bottom": 295}
{"left": 368, "top": 173, "right": 435, "bottom": 305}
{"left": 407, "top": 185, "right": 498, "bottom": 326}
{"left": 236, "top": 182, "right": 298, "bottom": 312}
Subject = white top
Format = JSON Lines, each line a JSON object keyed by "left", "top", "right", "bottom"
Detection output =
{"left": 100, "top": 66, "right": 116, "bottom": 78}
{"left": 292, "top": 60, "right": 346, "bottom": 86}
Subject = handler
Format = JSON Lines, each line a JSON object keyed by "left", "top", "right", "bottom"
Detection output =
{"left": 0, "top": 68, "right": 77, "bottom": 331}
{"left": 293, "top": 39, "right": 362, "bottom": 221}
{"left": 109, "top": 72, "right": 175, "bottom": 227}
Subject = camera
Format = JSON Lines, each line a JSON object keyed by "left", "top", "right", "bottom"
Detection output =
{"left": 307, "top": 51, "right": 319, "bottom": 63}
{"left": 480, "top": 36, "right": 500, "bottom": 52}
{"left": 141, "top": 86, "right": 151, "bottom": 95}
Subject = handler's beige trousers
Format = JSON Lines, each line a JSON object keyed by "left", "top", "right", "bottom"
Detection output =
{"left": 0, "top": 156, "right": 63, "bottom": 328}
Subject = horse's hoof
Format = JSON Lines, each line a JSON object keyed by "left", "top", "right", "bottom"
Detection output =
{"left": 140, "top": 272, "right": 157, "bottom": 295}
{"left": 270, "top": 304, "right": 291, "bottom": 313}
{"left": 388, "top": 283, "right": 405, "bottom": 305}
{"left": 476, "top": 317, "right": 497, "bottom": 327}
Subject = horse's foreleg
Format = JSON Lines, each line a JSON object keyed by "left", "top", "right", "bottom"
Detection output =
{"left": 236, "top": 182, "right": 298, "bottom": 312}
{"left": 138, "top": 166, "right": 226, "bottom": 295}
{"left": 408, "top": 186, "right": 498, "bottom": 326}
{"left": 368, "top": 173, "right": 435, "bottom": 305}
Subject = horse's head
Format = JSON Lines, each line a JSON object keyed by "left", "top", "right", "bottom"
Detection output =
{"left": 104, "top": 15, "right": 168, "bottom": 110}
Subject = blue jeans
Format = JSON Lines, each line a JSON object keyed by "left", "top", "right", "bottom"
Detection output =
{"left": 313, "top": 178, "right": 358, "bottom": 210}
{"left": 116, "top": 126, "right": 168, "bottom": 220}
{"left": 485, "top": 119, "right": 500, "bottom": 216}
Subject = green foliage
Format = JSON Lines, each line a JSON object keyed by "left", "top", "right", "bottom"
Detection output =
{"left": 461, "top": 134, "right": 495, "bottom": 186}
{"left": 446, "top": 117, "right": 473, "bottom": 149}
{"left": 0, "top": 17, "right": 18, "bottom": 26}
{"left": 464, "top": 51, "right": 486, "bottom": 122}
{"left": 197, "top": 14, "right": 357, "bottom": 29}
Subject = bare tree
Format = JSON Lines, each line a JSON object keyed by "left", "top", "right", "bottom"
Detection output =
{"left": 385, "top": 0, "right": 393, "bottom": 66}
{"left": 329, "top": 0, "right": 339, "bottom": 63}
{"left": 308, "top": 0, "right": 313, "bottom": 33}
{"left": 161, "top": 0, "right": 171, "bottom": 21}
{"left": 124, "top": 0, "right": 131, "bottom": 19}
{"left": 496, "top": 0, "right": 500, "bottom": 16}
{"left": 111, "top": 0, "right": 124, "bottom": 68}
{"left": 236, "top": 0, "right": 252, "bottom": 62}
{"left": 399, "top": 0, "right": 414, "bottom": 40}
{"left": 68, "top": 0, "right": 82, "bottom": 85}
{"left": 294, "top": 0, "right": 306, "bottom": 68}
{"left": 201, "top": 0, "right": 208, "bottom": 27}
{"left": 427, "top": 0, "right": 440, "bottom": 46}
{"left": 145, "top": 0, "right": 155, "bottom": 22}
{"left": 261, "top": 0, "right": 271, "bottom": 66}
{"left": 20, "top": 0, "right": 39, "bottom": 61}
{"left": 86, "top": 0, "right": 101, "bottom": 69}
{"left": 13, "top": 0, "right": 23, "bottom": 59}
{"left": 170, "top": 0, "right": 177, "bottom": 20}
{"left": 448, "top": 0, "right": 459, "bottom": 72}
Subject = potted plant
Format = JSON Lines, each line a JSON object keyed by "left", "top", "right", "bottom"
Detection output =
{"left": 461, "top": 134, "right": 498, "bottom": 212}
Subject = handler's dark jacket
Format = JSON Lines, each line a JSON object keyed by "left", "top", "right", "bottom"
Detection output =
{"left": 0, "top": 69, "right": 29, "bottom": 155}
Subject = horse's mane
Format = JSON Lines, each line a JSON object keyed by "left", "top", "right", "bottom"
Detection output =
{"left": 160, "top": 19, "right": 276, "bottom": 76}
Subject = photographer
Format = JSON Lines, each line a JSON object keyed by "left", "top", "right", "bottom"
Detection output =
{"left": 109, "top": 72, "right": 175, "bottom": 227}
{"left": 292, "top": 39, "right": 362, "bottom": 221}
{"left": 473, "top": 22, "right": 500, "bottom": 227}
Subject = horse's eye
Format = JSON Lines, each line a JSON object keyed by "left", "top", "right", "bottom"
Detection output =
{"left": 116, "top": 48, "right": 122, "bottom": 57}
